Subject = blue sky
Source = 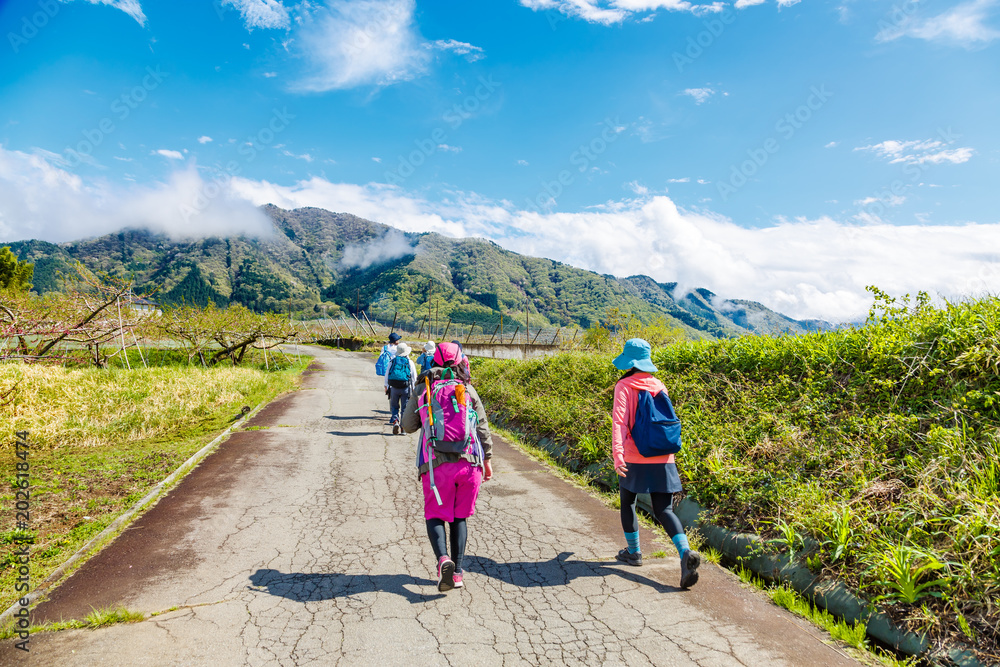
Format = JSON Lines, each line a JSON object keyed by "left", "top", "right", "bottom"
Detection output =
{"left": 1, "top": 0, "right": 998, "bottom": 320}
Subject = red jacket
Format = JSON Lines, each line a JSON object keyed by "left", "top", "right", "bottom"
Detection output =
{"left": 612, "top": 372, "right": 676, "bottom": 469}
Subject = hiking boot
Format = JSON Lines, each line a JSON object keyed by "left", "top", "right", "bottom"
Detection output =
{"left": 452, "top": 571, "right": 464, "bottom": 589}
{"left": 615, "top": 548, "right": 642, "bottom": 567}
{"left": 392, "top": 423, "right": 400, "bottom": 435}
{"left": 437, "top": 556, "right": 455, "bottom": 592}
{"left": 680, "top": 550, "right": 701, "bottom": 589}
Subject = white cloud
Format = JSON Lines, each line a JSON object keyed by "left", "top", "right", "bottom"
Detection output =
{"left": 282, "top": 150, "right": 314, "bottom": 162}
{"left": 626, "top": 181, "right": 649, "bottom": 195}
{"left": 856, "top": 195, "right": 905, "bottom": 207}
{"left": 855, "top": 139, "right": 975, "bottom": 166}
{"left": 437, "top": 144, "right": 462, "bottom": 153}
{"left": 517, "top": 0, "right": 726, "bottom": 24}
{"left": 682, "top": 87, "right": 715, "bottom": 104}
{"left": 372, "top": 157, "right": 382, "bottom": 163}
{"left": 154, "top": 149, "right": 184, "bottom": 160}
{"left": 219, "top": 0, "right": 291, "bottom": 30}
{"left": 824, "top": 141, "right": 838, "bottom": 148}
{"left": 263, "top": 71, "right": 278, "bottom": 78}
{"left": 293, "top": 0, "right": 430, "bottom": 91}
{"left": 339, "top": 230, "right": 414, "bottom": 269}
{"left": 225, "top": 175, "right": 1000, "bottom": 322}
{"left": 198, "top": 136, "right": 213, "bottom": 144}
{"left": 66, "top": 0, "right": 147, "bottom": 26}
{"left": 429, "top": 39, "right": 485, "bottom": 62}
{"left": 734, "top": 0, "right": 766, "bottom": 7}
{"left": 876, "top": 0, "right": 1000, "bottom": 47}
{"left": 667, "top": 177, "right": 691, "bottom": 183}
{"left": 517, "top": 159, "right": 530, "bottom": 166}
{"left": 0, "top": 146, "right": 271, "bottom": 243}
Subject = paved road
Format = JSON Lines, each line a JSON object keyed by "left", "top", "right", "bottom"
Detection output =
{"left": 1, "top": 348, "right": 861, "bottom": 666}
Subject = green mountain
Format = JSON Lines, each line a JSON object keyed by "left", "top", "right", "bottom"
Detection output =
{"left": 6, "top": 205, "right": 829, "bottom": 338}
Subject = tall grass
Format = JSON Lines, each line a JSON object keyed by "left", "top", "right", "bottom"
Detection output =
{"left": 473, "top": 293, "right": 1000, "bottom": 659}
{"left": 0, "top": 364, "right": 278, "bottom": 450}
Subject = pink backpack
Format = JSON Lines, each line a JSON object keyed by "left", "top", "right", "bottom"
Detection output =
{"left": 417, "top": 370, "right": 485, "bottom": 505}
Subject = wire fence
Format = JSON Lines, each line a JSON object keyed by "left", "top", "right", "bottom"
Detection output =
{"left": 295, "top": 312, "right": 585, "bottom": 348}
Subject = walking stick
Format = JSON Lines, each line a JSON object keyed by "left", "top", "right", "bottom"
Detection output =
{"left": 424, "top": 376, "right": 443, "bottom": 506}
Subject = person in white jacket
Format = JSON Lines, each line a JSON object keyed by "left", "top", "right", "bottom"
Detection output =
{"left": 385, "top": 342, "right": 417, "bottom": 434}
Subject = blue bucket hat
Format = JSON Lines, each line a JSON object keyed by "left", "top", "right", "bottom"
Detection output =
{"left": 388, "top": 332, "right": 401, "bottom": 343}
{"left": 612, "top": 338, "right": 657, "bottom": 373}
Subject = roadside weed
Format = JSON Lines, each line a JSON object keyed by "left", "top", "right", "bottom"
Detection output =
{"left": 872, "top": 543, "right": 949, "bottom": 605}
{"left": 823, "top": 506, "right": 856, "bottom": 563}
{"left": 83, "top": 606, "right": 145, "bottom": 628}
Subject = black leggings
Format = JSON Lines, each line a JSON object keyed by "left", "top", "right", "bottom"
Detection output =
{"left": 426, "top": 518, "right": 468, "bottom": 571}
{"left": 620, "top": 488, "right": 683, "bottom": 538}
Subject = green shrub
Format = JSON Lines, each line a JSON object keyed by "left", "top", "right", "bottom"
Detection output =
{"left": 474, "top": 292, "right": 1000, "bottom": 654}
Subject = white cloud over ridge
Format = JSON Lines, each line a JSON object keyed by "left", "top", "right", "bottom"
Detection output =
{"left": 225, "top": 175, "right": 1000, "bottom": 322}
{"left": 0, "top": 146, "right": 271, "bottom": 243}
{"left": 339, "top": 230, "right": 414, "bottom": 270}
{"left": 4, "top": 150, "right": 998, "bottom": 323}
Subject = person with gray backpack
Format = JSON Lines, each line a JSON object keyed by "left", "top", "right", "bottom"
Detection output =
{"left": 385, "top": 342, "right": 416, "bottom": 435}
{"left": 401, "top": 342, "right": 493, "bottom": 592}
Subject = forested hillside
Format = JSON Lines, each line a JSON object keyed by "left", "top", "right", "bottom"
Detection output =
{"left": 7, "top": 205, "right": 828, "bottom": 338}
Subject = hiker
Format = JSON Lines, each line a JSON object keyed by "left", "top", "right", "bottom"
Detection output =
{"left": 415, "top": 341, "right": 436, "bottom": 374}
{"left": 611, "top": 338, "right": 701, "bottom": 589}
{"left": 375, "top": 332, "right": 401, "bottom": 378}
{"left": 401, "top": 342, "right": 493, "bottom": 592}
{"left": 450, "top": 340, "right": 472, "bottom": 379}
{"left": 385, "top": 342, "right": 417, "bottom": 434}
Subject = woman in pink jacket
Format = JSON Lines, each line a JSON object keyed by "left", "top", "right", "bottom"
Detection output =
{"left": 611, "top": 338, "right": 701, "bottom": 589}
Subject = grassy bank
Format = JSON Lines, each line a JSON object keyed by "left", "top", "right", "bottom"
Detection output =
{"left": 473, "top": 293, "right": 998, "bottom": 663}
{"left": 0, "top": 351, "right": 308, "bottom": 612}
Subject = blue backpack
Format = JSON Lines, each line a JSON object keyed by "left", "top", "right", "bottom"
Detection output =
{"left": 388, "top": 355, "right": 412, "bottom": 383}
{"left": 631, "top": 389, "right": 681, "bottom": 457}
{"left": 375, "top": 346, "right": 393, "bottom": 376}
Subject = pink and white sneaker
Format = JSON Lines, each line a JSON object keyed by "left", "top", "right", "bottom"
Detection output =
{"left": 452, "top": 571, "right": 464, "bottom": 589}
{"left": 437, "top": 556, "right": 455, "bottom": 592}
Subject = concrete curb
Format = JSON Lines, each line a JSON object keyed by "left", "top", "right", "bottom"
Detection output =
{"left": 0, "top": 401, "right": 265, "bottom": 627}
{"left": 489, "top": 413, "right": 984, "bottom": 667}
{"left": 666, "top": 498, "right": 985, "bottom": 667}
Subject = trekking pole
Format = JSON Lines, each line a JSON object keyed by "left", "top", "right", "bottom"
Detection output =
{"left": 424, "top": 376, "right": 443, "bottom": 506}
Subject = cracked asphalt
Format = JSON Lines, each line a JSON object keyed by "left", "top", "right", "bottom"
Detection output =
{"left": 1, "top": 348, "right": 862, "bottom": 666}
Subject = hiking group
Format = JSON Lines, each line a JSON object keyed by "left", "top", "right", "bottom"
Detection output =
{"left": 375, "top": 333, "right": 700, "bottom": 593}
